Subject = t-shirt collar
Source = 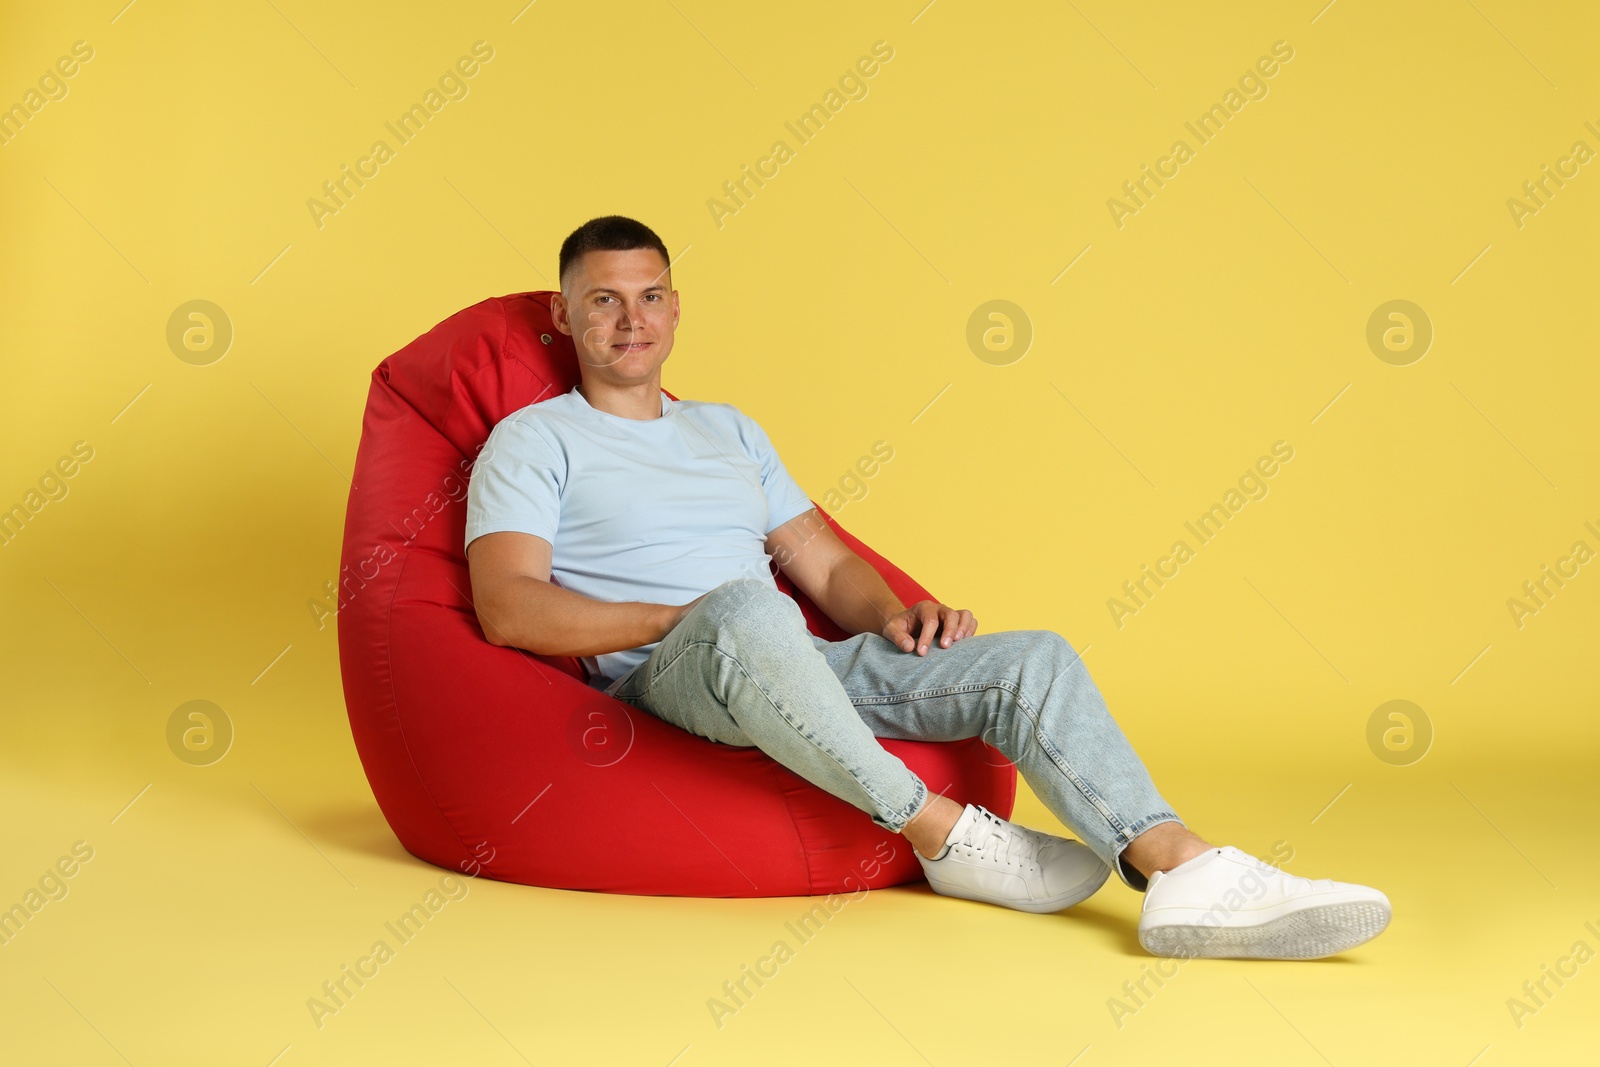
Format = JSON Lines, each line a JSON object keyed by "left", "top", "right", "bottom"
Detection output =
{"left": 570, "top": 383, "right": 672, "bottom": 422}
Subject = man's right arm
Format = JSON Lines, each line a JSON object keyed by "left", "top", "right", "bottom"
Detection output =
{"left": 466, "top": 530, "right": 701, "bottom": 656}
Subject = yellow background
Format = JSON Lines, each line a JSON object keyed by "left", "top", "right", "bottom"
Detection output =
{"left": 2, "top": 0, "right": 1596, "bottom": 1063}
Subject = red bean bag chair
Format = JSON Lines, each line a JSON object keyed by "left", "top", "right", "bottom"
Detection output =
{"left": 337, "top": 290, "right": 1018, "bottom": 896}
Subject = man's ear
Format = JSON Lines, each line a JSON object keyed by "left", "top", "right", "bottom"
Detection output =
{"left": 551, "top": 291, "right": 572, "bottom": 336}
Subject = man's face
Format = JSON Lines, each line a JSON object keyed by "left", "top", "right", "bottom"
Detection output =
{"left": 552, "top": 248, "right": 679, "bottom": 378}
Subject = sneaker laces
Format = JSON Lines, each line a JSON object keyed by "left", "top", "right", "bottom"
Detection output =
{"left": 956, "top": 807, "right": 1038, "bottom": 872}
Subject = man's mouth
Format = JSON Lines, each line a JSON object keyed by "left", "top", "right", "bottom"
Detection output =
{"left": 612, "top": 342, "right": 652, "bottom": 351}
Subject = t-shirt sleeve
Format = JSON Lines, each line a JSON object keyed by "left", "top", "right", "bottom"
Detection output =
{"left": 737, "top": 411, "right": 814, "bottom": 536}
{"left": 464, "top": 414, "right": 566, "bottom": 552}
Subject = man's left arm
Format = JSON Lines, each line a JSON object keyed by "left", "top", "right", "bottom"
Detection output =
{"left": 765, "top": 508, "right": 976, "bottom": 655}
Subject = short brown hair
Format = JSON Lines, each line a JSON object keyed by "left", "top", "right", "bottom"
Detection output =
{"left": 558, "top": 216, "right": 670, "bottom": 291}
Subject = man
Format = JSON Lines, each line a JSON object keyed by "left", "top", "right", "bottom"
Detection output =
{"left": 464, "top": 215, "right": 1392, "bottom": 960}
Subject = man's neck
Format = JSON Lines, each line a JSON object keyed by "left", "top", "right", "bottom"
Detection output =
{"left": 578, "top": 378, "right": 664, "bottom": 421}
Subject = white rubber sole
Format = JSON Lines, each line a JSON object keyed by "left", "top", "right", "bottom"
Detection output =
{"left": 1139, "top": 898, "right": 1392, "bottom": 960}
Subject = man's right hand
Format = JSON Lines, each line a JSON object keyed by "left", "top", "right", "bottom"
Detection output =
{"left": 667, "top": 592, "right": 709, "bottom": 635}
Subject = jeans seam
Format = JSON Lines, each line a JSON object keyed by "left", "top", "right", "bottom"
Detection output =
{"left": 849, "top": 681, "right": 997, "bottom": 705}
{"left": 1010, "top": 683, "right": 1128, "bottom": 837}
{"left": 856, "top": 677, "right": 1131, "bottom": 843}
{"left": 626, "top": 638, "right": 714, "bottom": 702}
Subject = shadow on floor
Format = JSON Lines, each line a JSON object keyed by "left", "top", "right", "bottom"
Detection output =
{"left": 295, "top": 802, "right": 421, "bottom": 869}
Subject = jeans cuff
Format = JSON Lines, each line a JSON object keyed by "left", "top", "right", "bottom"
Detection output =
{"left": 876, "top": 776, "right": 929, "bottom": 834}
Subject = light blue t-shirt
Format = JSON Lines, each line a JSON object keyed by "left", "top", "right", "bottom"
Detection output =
{"left": 464, "top": 384, "right": 815, "bottom": 693}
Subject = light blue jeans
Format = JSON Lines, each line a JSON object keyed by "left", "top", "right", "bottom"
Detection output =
{"left": 609, "top": 578, "right": 1184, "bottom": 891}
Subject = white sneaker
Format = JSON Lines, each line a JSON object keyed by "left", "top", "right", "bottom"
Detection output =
{"left": 1138, "top": 846, "right": 1392, "bottom": 959}
{"left": 915, "top": 804, "right": 1110, "bottom": 913}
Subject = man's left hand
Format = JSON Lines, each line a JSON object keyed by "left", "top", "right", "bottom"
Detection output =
{"left": 882, "top": 600, "right": 977, "bottom": 656}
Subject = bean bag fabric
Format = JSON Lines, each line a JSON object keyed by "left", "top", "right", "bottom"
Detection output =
{"left": 337, "top": 290, "right": 1018, "bottom": 897}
